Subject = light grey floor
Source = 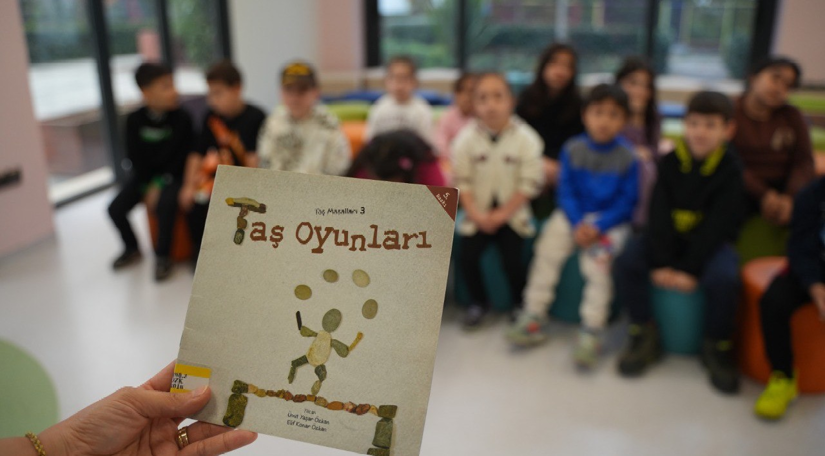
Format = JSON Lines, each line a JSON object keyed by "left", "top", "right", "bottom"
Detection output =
{"left": 2, "top": 190, "right": 823, "bottom": 456}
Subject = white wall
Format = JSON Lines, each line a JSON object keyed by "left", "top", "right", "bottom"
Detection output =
{"left": 229, "top": 0, "right": 320, "bottom": 110}
{"left": 772, "top": 0, "right": 825, "bottom": 85}
{"left": 0, "top": 1, "right": 54, "bottom": 257}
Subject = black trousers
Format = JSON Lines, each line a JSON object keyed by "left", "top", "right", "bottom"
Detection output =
{"left": 760, "top": 271, "right": 812, "bottom": 377}
{"left": 461, "top": 225, "right": 526, "bottom": 310}
{"left": 614, "top": 235, "right": 741, "bottom": 340}
{"left": 187, "top": 201, "right": 209, "bottom": 261}
{"left": 107, "top": 176, "right": 181, "bottom": 258}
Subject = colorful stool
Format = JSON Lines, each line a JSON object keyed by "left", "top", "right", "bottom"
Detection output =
{"left": 651, "top": 286, "right": 706, "bottom": 354}
{"left": 738, "top": 257, "right": 825, "bottom": 393}
{"left": 341, "top": 121, "right": 367, "bottom": 157}
{"left": 0, "top": 340, "right": 59, "bottom": 437}
{"left": 735, "top": 216, "right": 789, "bottom": 266}
{"left": 147, "top": 210, "right": 192, "bottom": 263}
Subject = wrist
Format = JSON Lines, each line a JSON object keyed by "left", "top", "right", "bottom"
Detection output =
{"left": 37, "top": 423, "right": 75, "bottom": 456}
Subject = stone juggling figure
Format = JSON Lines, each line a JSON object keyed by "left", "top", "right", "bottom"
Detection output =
{"left": 289, "top": 309, "right": 363, "bottom": 395}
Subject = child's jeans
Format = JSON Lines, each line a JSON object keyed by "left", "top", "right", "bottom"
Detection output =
{"left": 613, "top": 235, "right": 740, "bottom": 340}
{"left": 523, "top": 209, "right": 630, "bottom": 329}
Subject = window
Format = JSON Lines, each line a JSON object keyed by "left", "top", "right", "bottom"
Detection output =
{"left": 379, "top": 0, "right": 458, "bottom": 69}
{"left": 658, "top": 0, "right": 758, "bottom": 79}
{"left": 19, "top": 0, "right": 112, "bottom": 198}
{"left": 374, "top": 0, "right": 767, "bottom": 82}
{"left": 18, "top": 0, "right": 231, "bottom": 204}
{"left": 466, "top": 0, "right": 649, "bottom": 78}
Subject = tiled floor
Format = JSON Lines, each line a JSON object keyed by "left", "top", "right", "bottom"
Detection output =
{"left": 2, "top": 190, "right": 824, "bottom": 455}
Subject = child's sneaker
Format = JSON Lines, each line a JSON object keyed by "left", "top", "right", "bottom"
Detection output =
{"left": 700, "top": 338, "right": 740, "bottom": 394}
{"left": 505, "top": 312, "right": 546, "bottom": 346}
{"left": 754, "top": 371, "right": 798, "bottom": 420}
{"left": 462, "top": 304, "right": 488, "bottom": 330}
{"left": 617, "top": 323, "right": 662, "bottom": 377}
{"left": 573, "top": 328, "right": 603, "bottom": 370}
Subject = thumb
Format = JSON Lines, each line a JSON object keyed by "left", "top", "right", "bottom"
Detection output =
{"left": 127, "top": 386, "right": 211, "bottom": 419}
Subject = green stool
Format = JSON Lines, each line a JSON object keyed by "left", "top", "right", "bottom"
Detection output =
{"left": 651, "top": 287, "right": 705, "bottom": 355}
{"left": 735, "top": 216, "right": 789, "bottom": 266}
{"left": 0, "top": 340, "right": 59, "bottom": 437}
{"left": 326, "top": 102, "right": 371, "bottom": 122}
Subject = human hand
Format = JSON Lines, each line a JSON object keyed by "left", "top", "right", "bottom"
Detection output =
{"left": 669, "top": 271, "right": 699, "bottom": 293}
{"left": 543, "top": 158, "right": 560, "bottom": 188}
{"left": 810, "top": 283, "right": 825, "bottom": 321}
{"left": 178, "top": 185, "right": 196, "bottom": 212}
{"left": 761, "top": 190, "right": 782, "bottom": 224}
{"left": 38, "top": 362, "right": 257, "bottom": 456}
{"left": 487, "top": 209, "right": 509, "bottom": 232}
{"left": 635, "top": 145, "right": 653, "bottom": 162}
{"left": 776, "top": 195, "right": 793, "bottom": 226}
{"left": 574, "top": 223, "right": 600, "bottom": 248}
{"left": 651, "top": 268, "right": 675, "bottom": 289}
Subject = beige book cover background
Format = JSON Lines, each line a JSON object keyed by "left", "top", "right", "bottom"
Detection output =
{"left": 173, "top": 166, "right": 458, "bottom": 456}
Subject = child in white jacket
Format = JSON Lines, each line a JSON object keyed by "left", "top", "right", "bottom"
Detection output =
{"left": 452, "top": 73, "right": 544, "bottom": 329}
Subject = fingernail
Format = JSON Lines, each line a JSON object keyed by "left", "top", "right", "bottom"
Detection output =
{"left": 192, "top": 386, "right": 208, "bottom": 397}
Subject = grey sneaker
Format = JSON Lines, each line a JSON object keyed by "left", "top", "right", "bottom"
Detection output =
{"left": 505, "top": 312, "right": 547, "bottom": 346}
{"left": 574, "top": 328, "right": 603, "bottom": 370}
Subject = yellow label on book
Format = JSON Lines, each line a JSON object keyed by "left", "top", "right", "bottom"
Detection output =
{"left": 170, "top": 363, "right": 211, "bottom": 393}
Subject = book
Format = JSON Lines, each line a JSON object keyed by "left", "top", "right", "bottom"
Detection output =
{"left": 172, "top": 166, "right": 458, "bottom": 456}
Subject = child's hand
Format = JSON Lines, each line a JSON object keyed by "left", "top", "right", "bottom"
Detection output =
{"left": 472, "top": 213, "right": 496, "bottom": 235}
{"left": 178, "top": 185, "right": 196, "bottom": 211}
{"left": 651, "top": 268, "right": 675, "bottom": 288}
{"left": 573, "top": 223, "right": 600, "bottom": 248}
{"left": 776, "top": 195, "right": 793, "bottom": 226}
{"left": 543, "top": 158, "right": 560, "bottom": 187}
{"left": 761, "top": 190, "right": 783, "bottom": 224}
{"left": 487, "top": 209, "right": 509, "bottom": 231}
{"left": 669, "top": 271, "right": 698, "bottom": 293}
{"left": 809, "top": 283, "right": 825, "bottom": 320}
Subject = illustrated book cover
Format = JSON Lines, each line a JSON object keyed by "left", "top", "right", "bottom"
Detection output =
{"left": 172, "top": 166, "right": 458, "bottom": 456}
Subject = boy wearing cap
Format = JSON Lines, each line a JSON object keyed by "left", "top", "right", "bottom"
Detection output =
{"left": 180, "top": 60, "right": 267, "bottom": 264}
{"left": 257, "top": 61, "right": 351, "bottom": 175}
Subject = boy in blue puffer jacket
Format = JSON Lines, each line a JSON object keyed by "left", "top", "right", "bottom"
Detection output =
{"left": 507, "top": 84, "right": 638, "bottom": 369}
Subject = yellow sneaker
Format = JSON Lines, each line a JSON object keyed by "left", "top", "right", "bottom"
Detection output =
{"left": 754, "top": 371, "right": 798, "bottom": 420}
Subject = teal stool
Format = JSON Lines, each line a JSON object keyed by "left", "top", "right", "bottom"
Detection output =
{"left": 735, "top": 215, "right": 789, "bottom": 266}
{"left": 0, "top": 339, "right": 59, "bottom": 437}
{"left": 547, "top": 254, "right": 621, "bottom": 324}
{"left": 651, "top": 287, "right": 706, "bottom": 354}
{"left": 452, "top": 211, "right": 536, "bottom": 311}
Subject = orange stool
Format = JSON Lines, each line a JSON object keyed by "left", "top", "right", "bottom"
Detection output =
{"left": 341, "top": 121, "right": 367, "bottom": 158}
{"left": 738, "top": 257, "right": 825, "bottom": 393}
{"left": 147, "top": 210, "right": 192, "bottom": 262}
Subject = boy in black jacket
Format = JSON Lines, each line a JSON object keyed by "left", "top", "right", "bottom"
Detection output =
{"left": 613, "top": 91, "right": 745, "bottom": 394}
{"left": 107, "top": 63, "right": 194, "bottom": 281}
{"left": 754, "top": 177, "right": 825, "bottom": 420}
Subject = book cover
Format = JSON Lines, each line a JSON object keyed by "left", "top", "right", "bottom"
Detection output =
{"left": 173, "top": 166, "right": 458, "bottom": 456}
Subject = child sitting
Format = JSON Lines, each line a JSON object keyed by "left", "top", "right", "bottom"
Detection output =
{"left": 107, "top": 62, "right": 194, "bottom": 281}
{"left": 180, "top": 60, "right": 266, "bottom": 264}
{"left": 614, "top": 57, "right": 662, "bottom": 228}
{"left": 755, "top": 176, "right": 825, "bottom": 419}
{"left": 347, "top": 129, "right": 445, "bottom": 186}
{"left": 434, "top": 73, "right": 476, "bottom": 160}
{"left": 452, "top": 73, "right": 544, "bottom": 329}
{"left": 366, "top": 55, "right": 433, "bottom": 143}
{"left": 507, "top": 84, "right": 638, "bottom": 370}
{"left": 257, "top": 61, "right": 351, "bottom": 175}
{"left": 613, "top": 91, "right": 745, "bottom": 394}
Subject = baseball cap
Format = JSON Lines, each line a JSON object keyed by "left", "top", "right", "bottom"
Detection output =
{"left": 281, "top": 61, "right": 317, "bottom": 89}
